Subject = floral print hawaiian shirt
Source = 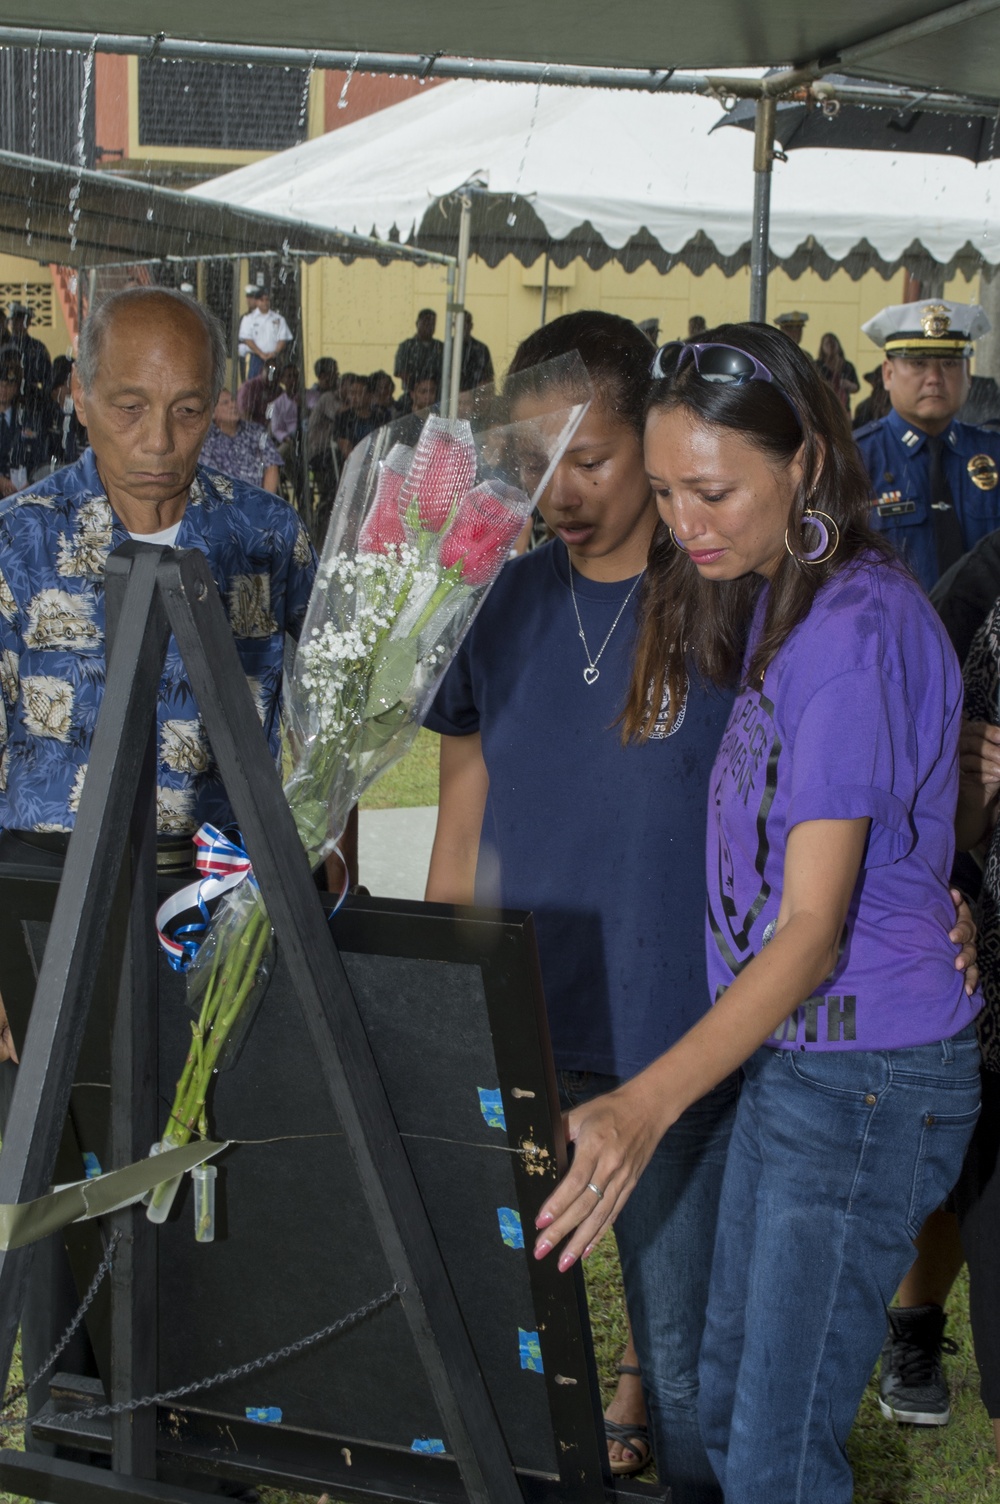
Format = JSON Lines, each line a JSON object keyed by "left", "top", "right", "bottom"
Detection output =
{"left": 0, "top": 449, "right": 316, "bottom": 834}
{"left": 199, "top": 420, "right": 283, "bottom": 488}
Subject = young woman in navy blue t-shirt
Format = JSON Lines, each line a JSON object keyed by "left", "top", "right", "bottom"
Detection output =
{"left": 425, "top": 312, "right": 734, "bottom": 1504}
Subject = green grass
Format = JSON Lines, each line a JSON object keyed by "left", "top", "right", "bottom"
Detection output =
{"left": 0, "top": 1341, "right": 28, "bottom": 1504}
{"left": 358, "top": 727, "right": 439, "bottom": 810}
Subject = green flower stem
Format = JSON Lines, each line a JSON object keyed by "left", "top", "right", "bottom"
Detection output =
{"left": 151, "top": 905, "right": 271, "bottom": 1210}
{"left": 173, "top": 908, "right": 270, "bottom": 1134}
{"left": 411, "top": 575, "right": 463, "bottom": 638}
{"left": 164, "top": 915, "right": 234, "bottom": 1138}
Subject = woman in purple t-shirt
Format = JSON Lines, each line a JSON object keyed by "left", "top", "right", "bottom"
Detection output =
{"left": 530, "top": 324, "right": 982, "bottom": 1503}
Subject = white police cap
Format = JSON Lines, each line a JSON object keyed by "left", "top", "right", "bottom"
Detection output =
{"left": 862, "top": 299, "right": 990, "bottom": 358}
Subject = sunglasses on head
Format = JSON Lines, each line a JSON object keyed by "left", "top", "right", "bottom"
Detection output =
{"left": 651, "top": 341, "right": 801, "bottom": 424}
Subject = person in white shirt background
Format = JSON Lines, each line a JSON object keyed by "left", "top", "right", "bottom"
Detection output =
{"left": 239, "top": 286, "right": 292, "bottom": 380}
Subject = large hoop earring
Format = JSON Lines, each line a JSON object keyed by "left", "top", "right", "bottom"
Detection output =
{"left": 784, "top": 508, "right": 839, "bottom": 565}
{"left": 668, "top": 529, "right": 687, "bottom": 552}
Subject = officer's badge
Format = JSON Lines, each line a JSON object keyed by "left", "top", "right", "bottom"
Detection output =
{"left": 968, "top": 454, "right": 999, "bottom": 491}
{"left": 920, "top": 303, "right": 952, "bottom": 339}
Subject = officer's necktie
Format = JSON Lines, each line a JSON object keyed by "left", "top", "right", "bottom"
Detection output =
{"left": 927, "top": 433, "right": 965, "bottom": 579}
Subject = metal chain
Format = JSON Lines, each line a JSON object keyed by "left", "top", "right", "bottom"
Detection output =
{"left": 0, "top": 1229, "right": 123, "bottom": 1421}
{"left": 52, "top": 1284, "right": 404, "bottom": 1425}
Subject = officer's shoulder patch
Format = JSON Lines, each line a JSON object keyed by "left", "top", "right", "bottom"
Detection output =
{"left": 954, "top": 419, "right": 1000, "bottom": 454}
{"left": 852, "top": 418, "right": 885, "bottom": 442}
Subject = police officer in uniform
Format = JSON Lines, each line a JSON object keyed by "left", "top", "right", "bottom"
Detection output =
{"left": 856, "top": 300, "right": 1000, "bottom": 1436}
{"left": 855, "top": 298, "right": 1000, "bottom": 593}
{"left": 0, "top": 348, "right": 54, "bottom": 497}
{"left": 4, "top": 302, "right": 52, "bottom": 398}
{"left": 774, "top": 309, "right": 809, "bottom": 346}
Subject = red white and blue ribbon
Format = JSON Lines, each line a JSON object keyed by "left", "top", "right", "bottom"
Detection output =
{"left": 155, "top": 824, "right": 254, "bottom": 972}
{"left": 155, "top": 822, "right": 351, "bottom": 973}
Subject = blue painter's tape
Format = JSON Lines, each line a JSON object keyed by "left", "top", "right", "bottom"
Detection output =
{"left": 81, "top": 1152, "right": 102, "bottom": 1179}
{"left": 477, "top": 1087, "right": 506, "bottom": 1131}
{"left": 245, "top": 1406, "right": 282, "bottom": 1424}
{"left": 497, "top": 1207, "right": 524, "bottom": 1249}
{"left": 410, "top": 1437, "right": 446, "bottom": 1455}
{"left": 519, "top": 1328, "right": 543, "bottom": 1373}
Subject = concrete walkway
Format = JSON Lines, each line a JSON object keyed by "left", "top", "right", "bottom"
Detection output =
{"left": 357, "top": 806, "right": 438, "bottom": 901}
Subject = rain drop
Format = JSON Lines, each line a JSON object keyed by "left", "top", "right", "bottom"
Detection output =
{"left": 337, "top": 53, "right": 361, "bottom": 110}
{"left": 68, "top": 42, "right": 96, "bottom": 251}
{"left": 297, "top": 55, "right": 317, "bottom": 139}
{"left": 146, "top": 208, "right": 154, "bottom": 221}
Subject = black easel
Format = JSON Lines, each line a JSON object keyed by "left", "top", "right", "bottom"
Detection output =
{"left": 0, "top": 543, "right": 530, "bottom": 1504}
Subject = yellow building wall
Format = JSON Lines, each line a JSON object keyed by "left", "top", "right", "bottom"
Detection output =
{"left": 301, "top": 253, "right": 978, "bottom": 395}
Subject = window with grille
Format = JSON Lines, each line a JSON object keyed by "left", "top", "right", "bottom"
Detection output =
{"left": 138, "top": 60, "right": 309, "bottom": 152}
{"left": 0, "top": 284, "right": 54, "bottom": 328}
{"left": 0, "top": 48, "right": 94, "bottom": 167}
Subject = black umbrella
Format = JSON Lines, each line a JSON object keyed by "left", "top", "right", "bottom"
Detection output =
{"left": 715, "top": 73, "right": 1000, "bottom": 163}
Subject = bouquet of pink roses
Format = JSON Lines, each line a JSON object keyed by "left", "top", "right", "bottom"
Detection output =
{"left": 150, "top": 361, "right": 589, "bottom": 1218}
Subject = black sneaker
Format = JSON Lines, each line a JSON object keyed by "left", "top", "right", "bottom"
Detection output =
{"left": 878, "top": 1303, "right": 955, "bottom": 1425}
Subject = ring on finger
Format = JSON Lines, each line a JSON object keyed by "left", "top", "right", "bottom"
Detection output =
{"left": 586, "top": 1181, "right": 604, "bottom": 1201}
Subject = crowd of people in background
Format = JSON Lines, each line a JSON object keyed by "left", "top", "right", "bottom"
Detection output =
{"left": 202, "top": 301, "right": 495, "bottom": 532}
{"left": 0, "top": 289, "right": 507, "bottom": 533}
{"left": 5, "top": 287, "right": 1000, "bottom": 576}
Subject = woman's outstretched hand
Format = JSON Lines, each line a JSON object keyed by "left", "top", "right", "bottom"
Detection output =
{"left": 533, "top": 1079, "right": 670, "bottom": 1272}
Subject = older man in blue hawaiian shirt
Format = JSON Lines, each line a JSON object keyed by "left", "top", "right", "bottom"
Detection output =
{"left": 0, "top": 286, "right": 314, "bottom": 1502}
{"left": 0, "top": 285, "right": 315, "bottom": 841}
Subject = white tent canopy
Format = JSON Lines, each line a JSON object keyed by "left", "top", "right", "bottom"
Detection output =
{"left": 193, "top": 80, "right": 1000, "bottom": 280}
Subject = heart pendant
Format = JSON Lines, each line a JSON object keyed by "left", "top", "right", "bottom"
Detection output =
{"left": 583, "top": 666, "right": 600, "bottom": 685}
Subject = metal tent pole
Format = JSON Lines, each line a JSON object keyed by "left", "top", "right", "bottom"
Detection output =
{"left": 449, "top": 191, "right": 472, "bottom": 418}
{"left": 229, "top": 257, "right": 241, "bottom": 395}
{"left": 539, "top": 251, "right": 551, "bottom": 327}
{"left": 0, "top": 24, "right": 998, "bottom": 114}
{"left": 749, "top": 96, "right": 776, "bottom": 324}
{"left": 440, "top": 260, "right": 455, "bottom": 417}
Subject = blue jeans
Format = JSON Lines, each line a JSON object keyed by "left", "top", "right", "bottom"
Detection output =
{"left": 559, "top": 1069, "right": 737, "bottom": 1504}
{"left": 698, "top": 1028, "right": 982, "bottom": 1504}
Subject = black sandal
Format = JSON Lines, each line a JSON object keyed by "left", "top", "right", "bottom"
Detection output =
{"left": 605, "top": 1418, "right": 652, "bottom": 1476}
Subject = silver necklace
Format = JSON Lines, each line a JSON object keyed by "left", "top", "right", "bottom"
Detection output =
{"left": 568, "top": 563, "right": 643, "bottom": 685}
